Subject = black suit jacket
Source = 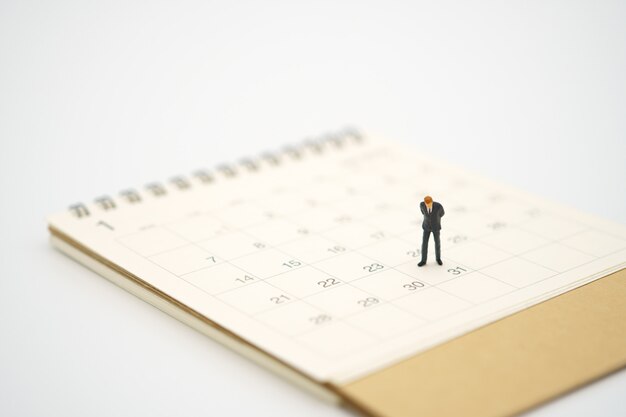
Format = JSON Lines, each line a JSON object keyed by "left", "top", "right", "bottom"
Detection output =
{"left": 420, "top": 201, "right": 445, "bottom": 231}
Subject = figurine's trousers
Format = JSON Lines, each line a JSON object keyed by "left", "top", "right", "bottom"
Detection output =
{"left": 421, "top": 229, "right": 441, "bottom": 262}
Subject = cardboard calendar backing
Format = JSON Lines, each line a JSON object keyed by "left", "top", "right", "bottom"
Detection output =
{"left": 340, "top": 267, "right": 626, "bottom": 417}
{"left": 51, "top": 226, "right": 626, "bottom": 417}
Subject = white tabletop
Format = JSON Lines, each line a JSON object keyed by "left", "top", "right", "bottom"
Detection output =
{"left": 1, "top": 1, "right": 625, "bottom": 416}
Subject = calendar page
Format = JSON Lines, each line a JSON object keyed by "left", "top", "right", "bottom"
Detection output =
{"left": 47, "top": 135, "right": 626, "bottom": 384}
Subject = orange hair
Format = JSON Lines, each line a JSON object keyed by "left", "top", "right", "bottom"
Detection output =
{"left": 424, "top": 196, "right": 433, "bottom": 204}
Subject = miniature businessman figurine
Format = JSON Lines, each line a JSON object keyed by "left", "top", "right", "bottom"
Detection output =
{"left": 418, "top": 196, "right": 445, "bottom": 266}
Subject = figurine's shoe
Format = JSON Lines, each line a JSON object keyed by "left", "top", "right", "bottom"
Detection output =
{"left": 417, "top": 260, "right": 426, "bottom": 267}
{"left": 436, "top": 259, "right": 443, "bottom": 265}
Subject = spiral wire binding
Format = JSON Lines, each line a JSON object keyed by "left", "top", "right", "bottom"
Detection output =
{"left": 68, "top": 127, "right": 363, "bottom": 218}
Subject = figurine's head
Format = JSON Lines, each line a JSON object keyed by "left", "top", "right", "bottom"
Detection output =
{"left": 424, "top": 195, "right": 433, "bottom": 208}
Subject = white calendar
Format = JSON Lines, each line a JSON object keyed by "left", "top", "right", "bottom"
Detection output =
{"left": 47, "top": 131, "right": 626, "bottom": 385}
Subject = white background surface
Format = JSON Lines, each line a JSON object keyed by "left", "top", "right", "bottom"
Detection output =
{"left": 1, "top": 1, "right": 625, "bottom": 416}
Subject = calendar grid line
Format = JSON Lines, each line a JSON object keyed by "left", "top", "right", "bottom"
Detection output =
{"left": 162, "top": 217, "right": 406, "bottom": 349}
{"left": 278, "top": 258, "right": 626, "bottom": 354}
{"left": 266, "top": 197, "right": 622, "bottom": 329}
{"left": 267, "top": 217, "right": 474, "bottom": 322}
{"left": 94, "top": 141, "right": 626, "bottom": 373}
{"left": 153, "top": 216, "right": 621, "bottom": 326}
{"left": 266, "top": 292, "right": 433, "bottom": 339}
{"left": 474, "top": 245, "right": 626, "bottom": 291}
{"left": 149, "top": 220, "right": 550, "bottom": 301}
{"left": 415, "top": 225, "right": 600, "bottom": 291}
{"left": 119, "top": 219, "right": 376, "bottom": 361}
{"left": 117, "top": 168, "right": 547, "bottom": 253}
{"left": 312, "top": 253, "right": 625, "bottom": 356}
{"left": 169, "top": 205, "right": 513, "bottom": 274}
{"left": 231, "top": 227, "right": 406, "bottom": 341}
{"left": 555, "top": 229, "right": 626, "bottom": 258}
{"left": 155, "top": 224, "right": 389, "bottom": 358}
{"left": 122, "top": 198, "right": 617, "bottom": 320}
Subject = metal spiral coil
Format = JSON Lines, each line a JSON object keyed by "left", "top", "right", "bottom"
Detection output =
{"left": 68, "top": 127, "right": 363, "bottom": 218}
